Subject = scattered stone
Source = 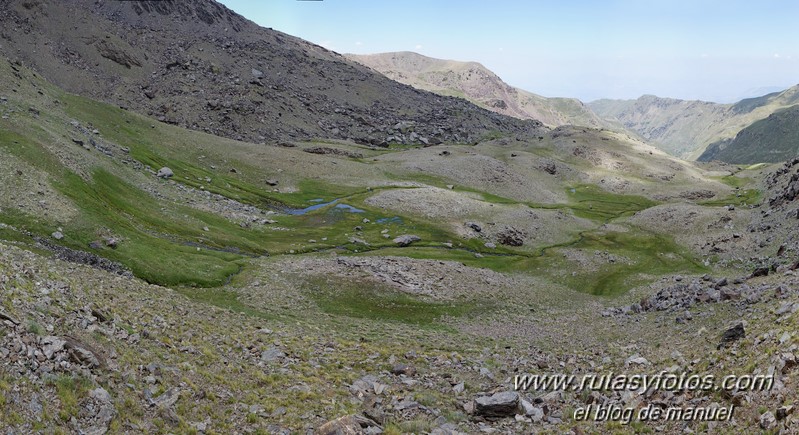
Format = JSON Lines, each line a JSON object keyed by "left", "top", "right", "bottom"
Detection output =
{"left": 150, "top": 387, "right": 181, "bottom": 408}
{"left": 316, "top": 414, "right": 380, "bottom": 435}
{"left": 496, "top": 227, "right": 524, "bottom": 246}
{"left": 0, "top": 311, "right": 20, "bottom": 325}
{"left": 41, "top": 336, "right": 66, "bottom": 359}
{"left": 265, "top": 179, "right": 279, "bottom": 186}
{"left": 51, "top": 231, "right": 64, "bottom": 240}
{"left": 484, "top": 242, "right": 496, "bottom": 249}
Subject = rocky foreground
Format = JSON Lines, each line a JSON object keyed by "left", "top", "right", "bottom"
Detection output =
{"left": 1, "top": 220, "right": 798, "bottom": 435}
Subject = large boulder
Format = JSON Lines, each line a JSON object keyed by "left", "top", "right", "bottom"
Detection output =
{"left": 393, "top": 234, "right": 420, "bottom": 247}
{"left": 473, "top": 391, "right": 520, "bottom": 418}
{"left": 156, "top": 167, "right": 174, "bottom": 179}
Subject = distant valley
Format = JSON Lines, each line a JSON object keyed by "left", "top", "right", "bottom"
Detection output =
{"left": 590, "top": 86, "right": 799, "bottom": 162}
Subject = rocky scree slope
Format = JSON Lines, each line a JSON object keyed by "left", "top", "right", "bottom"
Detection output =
{"left": 590, "top": 87, "right": 799, "bottom": 161}
{"left": 348, "top": 51, "right": 608, "bottom": 129}
{"left": 0, "top": 0, "right": 543, "bottom": 145}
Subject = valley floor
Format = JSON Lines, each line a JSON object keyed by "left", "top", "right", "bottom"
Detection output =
{"left": 1, "top": 59, "right": 798, "bottom": 434}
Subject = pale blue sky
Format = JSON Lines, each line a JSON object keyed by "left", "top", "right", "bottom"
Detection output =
{"left": 217, "top": 0, "right": 799, "bottom": 102}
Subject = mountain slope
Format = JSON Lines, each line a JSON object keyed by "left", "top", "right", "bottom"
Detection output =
{"left": 590, "top": 86, "right": 799, "bottom": 160}
{"left": 3, "top": 57, "right": 797, "bottom": 433}
{"left": 699, "top": 105, "right": 799, "bottom": 163}
{"left": 347, "top": 51, "right": 607, "bottom": 128}
{"left": 0, "top": 0, "right": 542, "bottom": 145}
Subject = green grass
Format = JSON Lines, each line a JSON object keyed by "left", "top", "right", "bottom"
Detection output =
{"left": 356, "top": 225, "right": 705, "bottom": 296}
{"left": 46, "top": 374, "right": 91, "bottom": 421}
{"left": 555, "top": 230, "right": 706, "bottom": 296}
{"left": 717, "top": 174, "right": 752, "bottom": 188}
{"left": 175, "top": 287, "right": 278, "bottom": 320}
{"left": 305, "top": 276, "right": 483, "bottom": 327}
{"left": 698, "top": 188, "right": 761, "bottom": 207}
{"left": 562, "top": 184, "right": 658, "bottom": 221}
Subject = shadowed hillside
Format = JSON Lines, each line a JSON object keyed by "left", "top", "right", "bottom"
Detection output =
{"left": 0, "top": 0, "right": 543, "bottom": 145}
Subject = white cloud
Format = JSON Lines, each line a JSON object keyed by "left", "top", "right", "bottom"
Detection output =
{"left": 355, "top": 41, "right": 362, "bottom": 46}
{"left": 415, "top": 44, "right": 423, "bottom": 50}
{"left": 774, "top": 53, "right": 781, "bottom": 58}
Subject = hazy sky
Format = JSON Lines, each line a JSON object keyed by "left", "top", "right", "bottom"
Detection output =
{"left": 217, "top": 0, "right": 799, "bottom": 102}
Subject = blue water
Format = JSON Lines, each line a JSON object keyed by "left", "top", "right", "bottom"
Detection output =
{"left": 284, "top": 199, "right": 339, "bottom": 215}
{"left": 285, "top": 199, "right": 364, "bottom": 215}
{"left": 334, "top": 204, "right": 365, "bottom": 213}
{"left": 376, "top": 216, "right": 403, "bottom": 224}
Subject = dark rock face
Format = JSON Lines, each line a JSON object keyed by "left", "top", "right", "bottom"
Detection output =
{"left": 497, "top": 226, "right": 525, "bottom": 246}
{"left": 718, "top": 323, "right": 745, "bottom": 349}
{"left": 0, "top": 0, "right": 545, "bottom": 145}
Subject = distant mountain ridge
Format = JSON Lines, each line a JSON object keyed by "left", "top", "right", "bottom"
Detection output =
{"left": 590, "top": 86, "right": 799, "bottom": 161}
{"left": 347, "top": 51, "right": 608, "bottom": 129}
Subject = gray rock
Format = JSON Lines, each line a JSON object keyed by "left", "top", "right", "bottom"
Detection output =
{"left": 474, "top": 391, "right": 520, "bottom": 418}
{"left": 393, "top": 234, "right": 420, "bottom": 247}
{"left": 69, "top": 345, "right": 100, "bottom": 367}
{"left": 776, "top": 405, "right": 794, "bottom": 420}
{"left": 261, "top": 346, "right": 285, "bottom": 362}
{"left": 251, "top": 68, "right": 264, "bottom": 78}
{"left": 151, "top": 387, "right": 181, "bottom": 408}
{"left": 484, "top": 242, "right": 496, "bottom": 249}
{"left": 390, "top": 363, "right": 416, "bottom": 376}
{"left": 89, "top": 387, "right": 113, "bottom": 403}
{"left": 41, "top": 336, "right": 66, "bottom": 359}
{"left": 52, "top": 231, "right": 64, "bottom": 240}
{"left": 157, "top": 167, "right": 174, "bottom": 179}
{"left": 316, "top": 414, "right": 380, "bottom": 435}
{"left": 625, "top": 354, "right": 649, "bottom": 366}
{"left": 760, "top": 411, "right": 776, "bottom": 430}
